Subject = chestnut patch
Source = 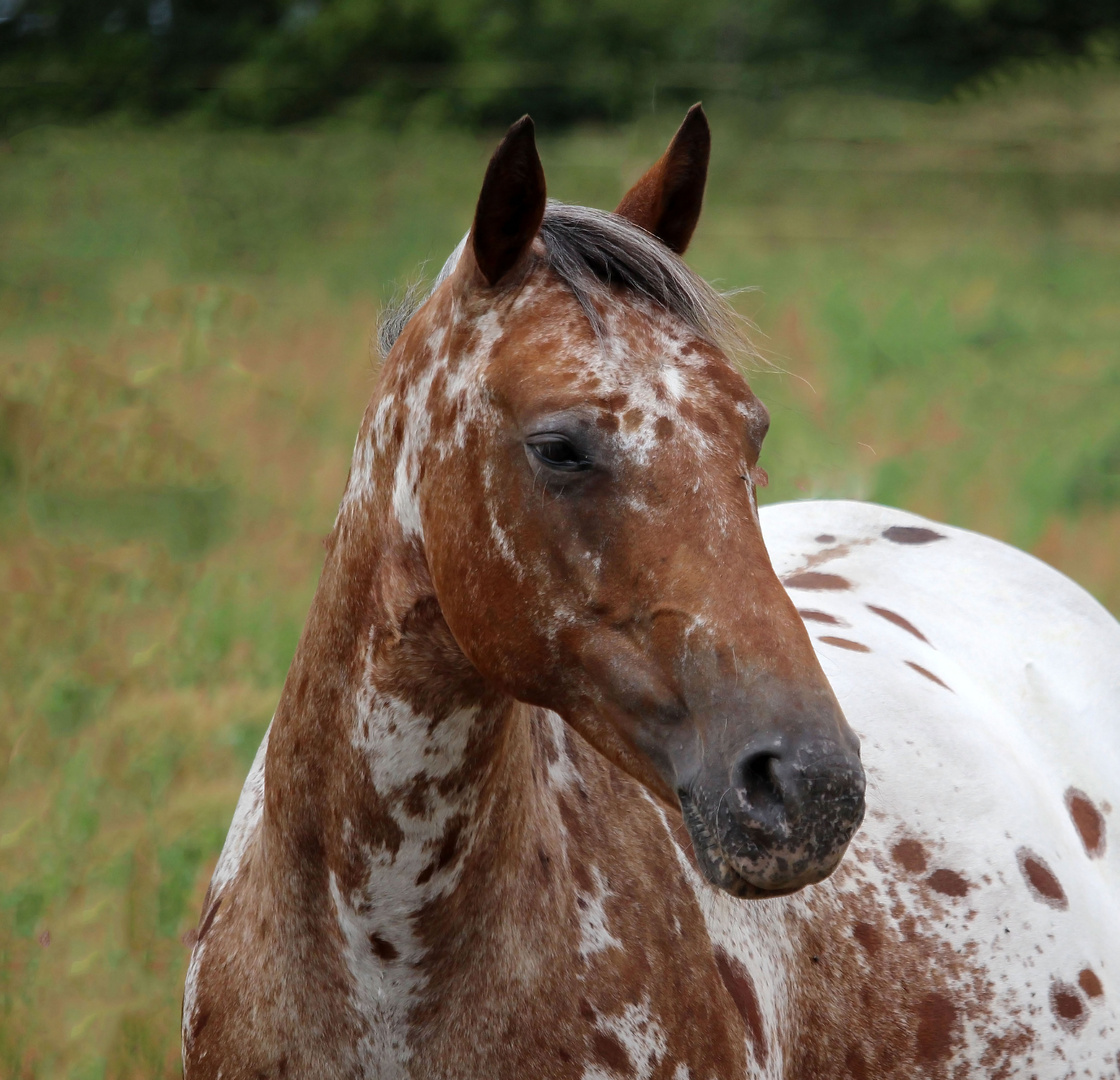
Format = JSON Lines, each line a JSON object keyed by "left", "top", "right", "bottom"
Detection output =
{"left": 891, "top": 838, "right": 929, "bottom": 874}
{"left": 783, "top": 572, "right": 852, "bottom": 591}
{"left": 368, "top": 932, "right": 399, "bottom": 962}
{"left": 1050, "top": 981, "right": 1086, "bottom": 1033}
{"left": 883, "top": 525, "right": 946, "bottom": 545}
{"left": 1078, "top": 968, "right": 1103, "bottom": 998}
{"left": 927, "top": 869, "right": 970, "bottom": 898}
{"left": 915, "top": 993, "right": 958, "bottom": 1062}
{"left": 819, "top": 636, "right": 871, "bottom": 653}
{"left": 905, "top": 661, "right": 952, "bottom": 691}
{"left": 1065, "top": 788, "right": 1106, "bottom": 858}
{"left": 714, "top": 947, "right": 768, "bottom": 1067}
{"left": 1016, "top": 848, "right": 1068, "bottom": 910}
{"left": 866, "top": 604, "right": 929, "bottom": 644}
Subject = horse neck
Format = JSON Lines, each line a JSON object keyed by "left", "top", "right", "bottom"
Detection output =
{"left": 257, "top": 399, "right": 550, "bottom": 961}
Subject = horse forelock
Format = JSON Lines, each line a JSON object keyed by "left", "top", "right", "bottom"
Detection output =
{"left": 378, "top": 202, "right": 753, "bottom": 363}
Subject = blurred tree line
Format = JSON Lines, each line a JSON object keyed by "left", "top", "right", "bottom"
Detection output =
{"left": 0, "top": 0, "right": 1118, "bottom": 125}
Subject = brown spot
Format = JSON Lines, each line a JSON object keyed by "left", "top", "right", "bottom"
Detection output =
{"left": 1050, "top": 981, "right": 1087, "bottom": 1033}
{"left": 852, "top": 921, "right": 881, "bottom": 955}
{"left": 798, "top": 609, "right": 842, "bottom": 625}
{"left": 1078, "top": 968, "right": 1103, "bottom": 998}
{"left": 197, "top": 896, "right": 222, "bottom": 943}
{"left": 819, "top": 636, "right": 870, "bottom": 653}
{"left": 891, "top": 838, "right": 929, "bottom": 874}
{"left": 915, "top": 992, "right": 957, "bottom": 1062}
{"left": 927, "top": 869, "right": 970, "bottom": 897}
{"left": 844, "top": 1046, "right": 868, "bottom": 1080}
{"left": 191, "top": 1007, "right": 211, "bottom": 1042}
{"left": 816, "top": 534, "right": 836, "bottom": 544}
{"left": 622, "top": 407, "right": 644, "bottom": 432}
{"left": 883, "top": 525, "right": 946, "bottom": 545}
{"left": 1065, "top": 788, "right": 1106, "bottom": 857}
{"left": 435, "top": 814, "right": 466, "bottom": 871}
{"left": 654, "top": 415, "right": 674, "bottom": 441}
{"left": 38, "top": 930, "right": 50, "bottom": 947}
{"left": 905, "top": 661, "right": 952, "bottom": 691}
{"left": 783, "top": 572, "right": 852, "bottom": 591}
{"left": 368, "top": 932, "right": 399, "bottom": 961}
{"left": 592, "top": 1032, "right": 631, "bottom": 1074}
{"left": 866, "top": 604, "right": 929, "bottom": 643}
{"left": 714, "top": 947, "right": 768, "bottom": 1067}
{"left": 1016, "top": 848, "right": 1068, "bottom": 909}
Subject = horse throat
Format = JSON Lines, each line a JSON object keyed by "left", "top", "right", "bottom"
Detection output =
{"left": 259, "top": 501, "right": 539, "bottom": 970}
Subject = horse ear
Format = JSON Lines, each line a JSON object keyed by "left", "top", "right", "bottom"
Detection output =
{"left": 615, "top": 103, "right": 710, "bottom": 255}
{"left": 470, "top": 115, "right": 547, "bottom": 287}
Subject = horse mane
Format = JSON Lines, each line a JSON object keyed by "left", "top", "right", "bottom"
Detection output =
{"left": 378, "top": 201, "right": 754, "bottom": 363}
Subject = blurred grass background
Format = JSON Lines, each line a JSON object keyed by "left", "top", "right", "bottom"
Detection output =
{"left": 2, "top": 61, "right": 1120, "bottom": 1078}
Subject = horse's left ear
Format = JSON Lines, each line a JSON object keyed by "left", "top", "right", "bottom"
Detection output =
{"left": 471, "top": 115, "right": 547, "bottom": 287}
{"left": 615, "top": 103, "right": 710, "bottom": 255}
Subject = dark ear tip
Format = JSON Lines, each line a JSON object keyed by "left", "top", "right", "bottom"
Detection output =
{"left": 680, "top": 103, "right": 710, "bottom": 141}
{"left": 506, "top": 114, "right": 536, "bottom": 141}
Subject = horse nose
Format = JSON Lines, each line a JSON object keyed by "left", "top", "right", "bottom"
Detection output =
{"left": 733, "top": 735, "right": 865, "bottom": 845}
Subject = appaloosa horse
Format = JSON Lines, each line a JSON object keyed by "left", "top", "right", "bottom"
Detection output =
{"left": 183, "top": 108, "right": 1120, "bottom": 1079}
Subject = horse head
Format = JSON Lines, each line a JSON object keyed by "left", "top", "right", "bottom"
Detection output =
{"left": 368, "top": 108, "right": 865, "bottom": 898}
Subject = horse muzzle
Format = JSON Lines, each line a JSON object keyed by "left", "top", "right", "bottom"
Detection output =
{"left": 678, "top": 732, "right": 866, "bottom": 898}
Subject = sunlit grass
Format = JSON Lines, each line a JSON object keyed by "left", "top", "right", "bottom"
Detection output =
{"left": 2, "top": 67, "right": 1119, "bottom": 1077}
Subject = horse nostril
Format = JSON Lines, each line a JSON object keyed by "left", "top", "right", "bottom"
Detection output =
{"left": 738, "top": 751, "right": 783, "bottom": 813}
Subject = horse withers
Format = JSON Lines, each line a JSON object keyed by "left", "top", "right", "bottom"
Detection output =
{"left": 183, "top": 110, "right": 1120, "bottom": 1079}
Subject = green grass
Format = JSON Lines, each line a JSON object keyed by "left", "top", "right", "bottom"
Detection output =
{"left": 2, "top": 66, "right": 1119, "bottom": 1077}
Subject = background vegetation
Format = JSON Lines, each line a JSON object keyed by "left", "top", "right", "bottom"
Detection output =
{"left": 1, "top": 63, "right": 1119, "bottom": 1078}
{"left": 1, "top": 0, "right": 1119, "bottom": 126}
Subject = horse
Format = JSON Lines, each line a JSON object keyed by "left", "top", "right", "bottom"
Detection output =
{"left": 182, "top": 107, "right": 1120, "bottom": 1079}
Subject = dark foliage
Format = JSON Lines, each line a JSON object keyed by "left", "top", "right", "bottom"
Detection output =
{"left": 0, "top": 0, "right": 1117, "bottom": 126}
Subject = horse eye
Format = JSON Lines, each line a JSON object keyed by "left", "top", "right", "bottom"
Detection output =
{"left": 527, "top": 436, "right": 589, "bottom": 471}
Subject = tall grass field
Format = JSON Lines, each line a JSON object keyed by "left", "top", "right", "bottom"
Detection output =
{"left": 2, "top": 69, "right": 1119, "bottom": 1078}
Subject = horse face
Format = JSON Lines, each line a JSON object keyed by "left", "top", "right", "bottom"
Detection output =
{"left": 416, "top": 114, "right": 865, "bottom": 898}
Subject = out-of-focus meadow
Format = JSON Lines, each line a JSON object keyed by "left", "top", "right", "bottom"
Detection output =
{"left": 2, "top": 66, "right": 1120, "bottom": 1077}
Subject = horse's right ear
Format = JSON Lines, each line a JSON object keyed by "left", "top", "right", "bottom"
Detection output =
{"left": 470, "top": 116, "right": 547, "bottom": 287}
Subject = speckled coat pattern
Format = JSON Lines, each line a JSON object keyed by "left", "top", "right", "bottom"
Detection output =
{"left": 181, "top": 112, "right": 1120, "bottom": 1080}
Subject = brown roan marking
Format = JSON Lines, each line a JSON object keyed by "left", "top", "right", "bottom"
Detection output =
{"left": 368, "top": 932, "right": 399, "bottom": 961}
{"left": 915, "top": 993, "right": 958, "bottom": 1063}
{"left": 1016, "top": 847, "right": 1068, "bottom": 910}
{"left": 1065, "top": 787, "right": 1106, "bottom": 857}
{"left": 714, "top": 947, "right": 768, "bottom": 1067}
{"left": 852, "top": 921, "right": 881, "bottom": 955}
{"left": 927, "top": 869, "right": 970, "bottom": 898}
{"left": 1079, "top": 968, "right": 1104, "bottom": 998}
{"left": 891, "top": 838, "right": 929, "bottom": 874}
{"left": 866, "top": 604, "right": 929, "bottom": 644}
{"left": 1050, "top": 981, "right": 1087, "bottom": 1033}
{"left": 783, "top": 572, "right": 852, "bottom": 591}
{"left": 882, "top": 525, "right": 946, "bottom": 545}
{"left": 905, "top": 661, "right": 952, "bottom": 692}
{"left": 797, "top": 609, "right": 843, "bottom": 626}
{"left": 818, "top": 636, "right": 871, "bottom": 653}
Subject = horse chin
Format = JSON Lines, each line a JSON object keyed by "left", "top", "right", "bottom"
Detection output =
{"left": 679, "top": 792, "right": 848, "bottom": 899}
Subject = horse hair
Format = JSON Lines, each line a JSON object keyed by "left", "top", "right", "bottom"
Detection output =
{"left": 378, "top": 201, "right": 754, "bottom": 363}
